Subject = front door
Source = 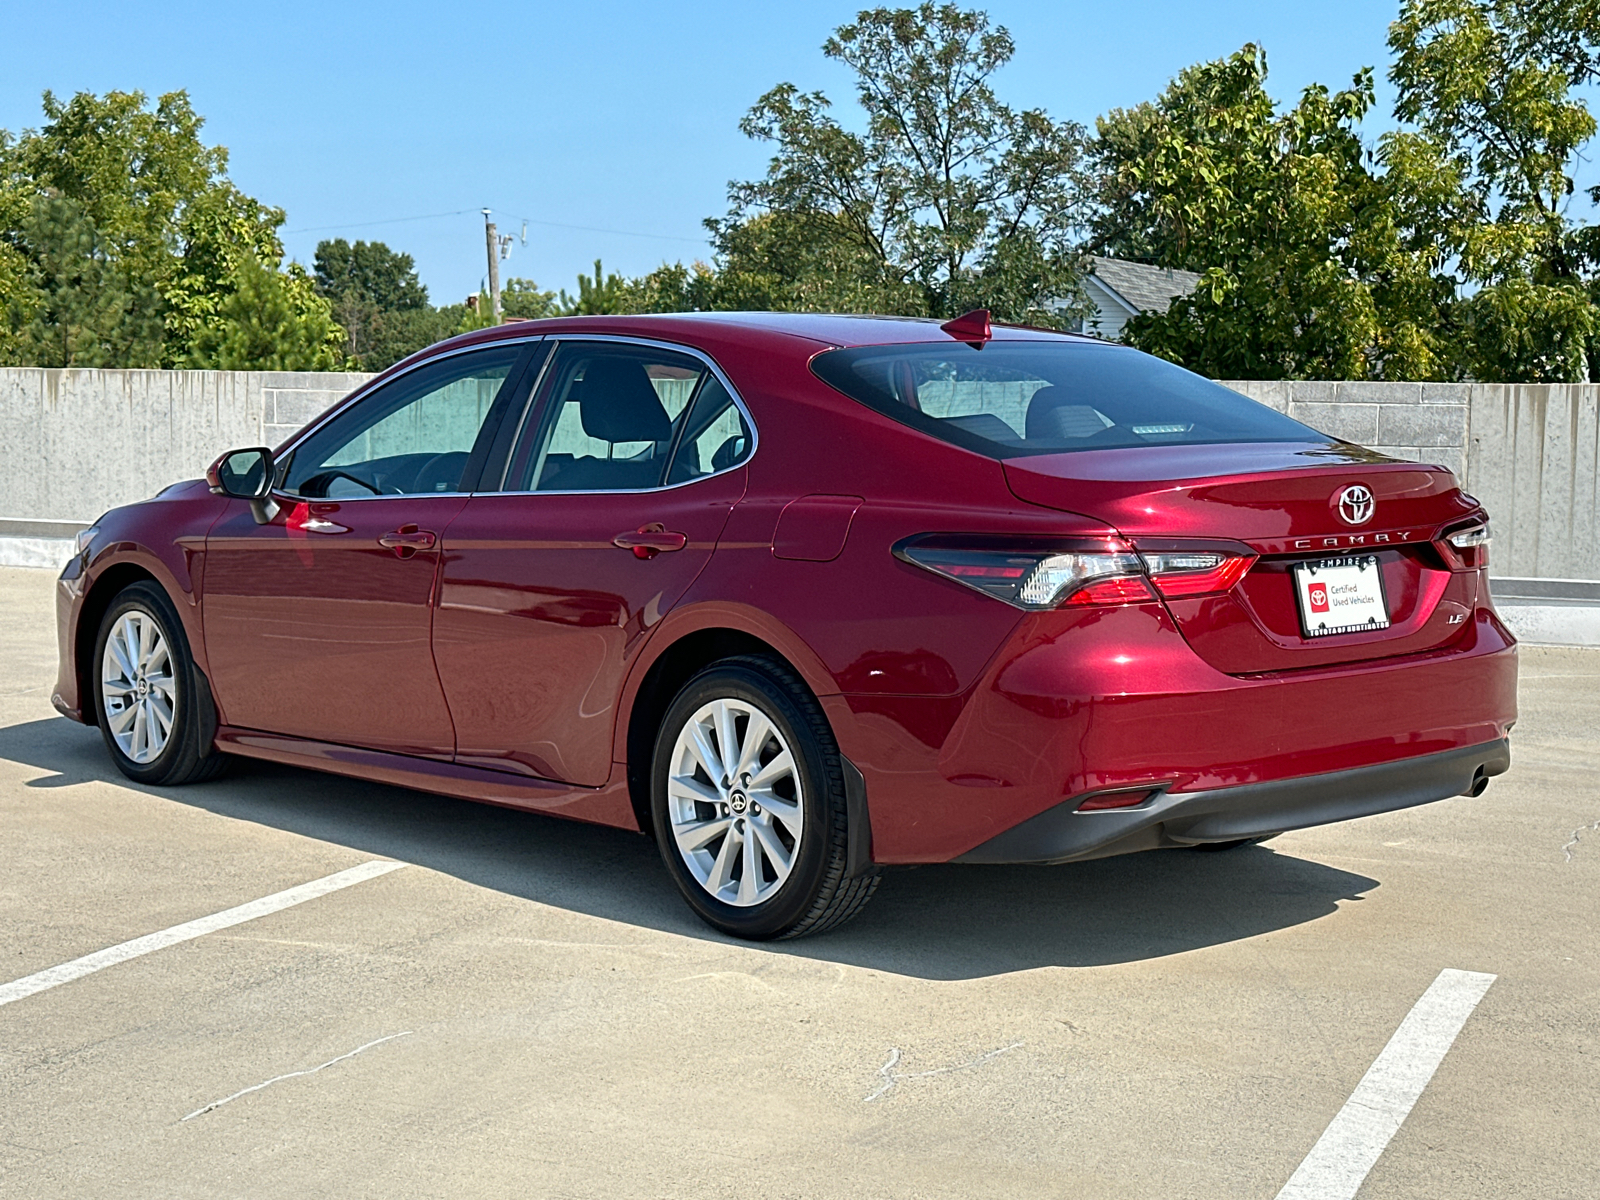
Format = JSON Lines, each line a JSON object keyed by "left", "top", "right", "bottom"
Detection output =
{"left": 203, "top": 342, "right": 536, "bottom": 756}
{"left": 433, "top": 339, "right": 754, "bottom": 785}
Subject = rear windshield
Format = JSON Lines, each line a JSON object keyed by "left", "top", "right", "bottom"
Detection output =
{"left": 810, "top": 340, "right": 1324, "bottom": 457}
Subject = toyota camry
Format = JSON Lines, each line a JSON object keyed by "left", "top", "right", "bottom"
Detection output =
{"left": 54, "top": 310, "right": 1517, "bottom": 939}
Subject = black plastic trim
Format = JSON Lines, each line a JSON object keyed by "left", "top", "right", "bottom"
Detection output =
{"left": 840, "top": 755, "right": 875, "bottom": 879}
{"left": 955, "top": 738, "right": 1511, "bottom": 865}
{"left": 464, "top": 339, "right": 550, "bottom": 493}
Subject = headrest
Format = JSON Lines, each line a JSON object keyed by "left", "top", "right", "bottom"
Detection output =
{"left": 1025, "top": 384, "right": 1107, "bottom": 441}
{"left": 577, "top": 357, "right": 672, "bottom": 443}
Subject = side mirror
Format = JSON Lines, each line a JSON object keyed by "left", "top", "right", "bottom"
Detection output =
{"left": 206, "top": 447, "right": 279, "bottom": 524}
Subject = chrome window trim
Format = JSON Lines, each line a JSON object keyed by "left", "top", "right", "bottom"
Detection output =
{"left": 489, "top": 333, "right": 760, "bottom": 497}
{"left": 269, "top": 335, "right": 547, "bottom": 503}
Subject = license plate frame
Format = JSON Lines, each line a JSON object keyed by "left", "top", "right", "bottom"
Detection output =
{"left": 1292, "top": 555, "right": 1390, "bottom": 638}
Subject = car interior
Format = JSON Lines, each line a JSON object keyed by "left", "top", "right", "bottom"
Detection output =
{"left": 275, "top": 343, "right": 755, "bottom": 502}
{"left": 521, "top": 352, "right": 750, "bottom": 493}
{"left": 532, "top": 356, "right": 678, "bottom": 491}
{"left": 813, "top": 343, "right": 1321, "bottom": 455}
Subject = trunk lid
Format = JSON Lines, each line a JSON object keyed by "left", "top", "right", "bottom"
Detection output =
{"left": 1004, "top": 441, "right": 1486, "bottom": 673}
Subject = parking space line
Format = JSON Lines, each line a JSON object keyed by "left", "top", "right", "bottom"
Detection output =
{"left": 1274, "top": 968, "right": 1496, "bottom": 1200}
{"left": 0, "top": 861, "right": 407, "bottom": 1009}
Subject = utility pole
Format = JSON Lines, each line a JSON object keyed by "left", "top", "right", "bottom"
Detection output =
{"left": 481, "top": 208, "right": 502, "bottom": 322}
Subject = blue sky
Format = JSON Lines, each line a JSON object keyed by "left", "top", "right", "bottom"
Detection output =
{"left": 4, "top": 1, "right": 1438, "bottom": 302}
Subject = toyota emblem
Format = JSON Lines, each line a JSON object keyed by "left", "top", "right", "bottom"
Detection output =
{"left": 1336, "top": 484, "right": 1375, "bottom": 526}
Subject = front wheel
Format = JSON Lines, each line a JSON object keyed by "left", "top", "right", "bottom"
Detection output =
{"left": 93, "top": 581, "right": 229, "bottom": 786}
{"left": 651, "top": 655, "right": 879, "bottom": 940}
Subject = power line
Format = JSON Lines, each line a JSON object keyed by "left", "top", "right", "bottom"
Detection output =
{"left": 495, "top": 211, "right": 709, "bottom": 245}
{"left": 283, "top": 208, "right": 478, "bottom": 234}
{"left": 285, "top": 206, "right": 708, "bottom": 245}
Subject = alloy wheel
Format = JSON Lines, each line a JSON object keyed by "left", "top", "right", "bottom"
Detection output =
{"left": 100, "top": 609, "right": 176, "bottom": 765}
{"left": 667, "top": 697, "right": 804, "bottom": 907}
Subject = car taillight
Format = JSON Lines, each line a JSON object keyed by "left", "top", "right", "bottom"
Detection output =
{"left": 895, "top": 538, "right": 1152, "bottom": 610}
{"left": 1438, "top": 522, "right": 1490, "bottom": 570}
{"left": 1139, "top": 551, "right": 1257, "bottom": 598}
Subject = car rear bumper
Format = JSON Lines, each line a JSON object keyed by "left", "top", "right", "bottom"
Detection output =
{"left": 955, "top": 737, "right": 1510, "bottom": 864}
{"left": 836, "top": 600, "right": 1518, "bottom": 863}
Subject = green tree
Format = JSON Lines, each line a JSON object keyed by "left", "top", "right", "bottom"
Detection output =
{"left": 1388, "top": 0, "right": 1600, "bottom": 380}
{"left": 710, "top": 210, "right": 923, "bottom": 313}
{"left": 311, "top": 237, "right": 437, "bottom": 369}
{"left": 557, "top": 259, "right": 632, "bottom": 314}
{"left": 313, "top": 238, "right": 429, "bottom": 311}
{"left": 0, "top": 89, "right": 332, "bottom": 369}
{"left": 617, "top": 261, "right": 718, "bottom": 313}
{"left": 161, "top": 181, "right": 286, "bottom": 364}
{"left": 501, "top": 277, "right": 560, "bottom": 319}
{"left": 189, "top": 252, "right": 345, "bottom": 371}
{"left": 11, "top": 194, "right": 164, "bottom": 366}
{"left": 1094, "top": 46, "right": 1466, "bottom": 380}
{"left": 713, "top": 3, "right": 1092, "bottom": 324}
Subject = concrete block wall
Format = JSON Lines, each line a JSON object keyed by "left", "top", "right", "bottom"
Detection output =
{"left": 0, "top": 369, "right": 369, "bottom": 524}
{"left": 0, "top": 369, "right": 1595, "bottom": 580}
{"left": 1464, "top": 385, "right": 1599, "bottom": 580}
{"left": 1220, "top": 380, "right": 1599, "bottom": 580}
{"left": 263, "top": 373, "right": 374, "bottom": 447}
{"left": 1220, "top": 381, "right": 1471, "bottom": 480}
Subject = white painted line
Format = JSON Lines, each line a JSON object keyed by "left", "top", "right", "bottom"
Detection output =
{"left": 1275, "top": 968, "right": 1497, "bottom": 1200}
{"left": 181, "top": 1031, "right": 413, "bottom": 1121}
{"left": 0, "top": 861, "right": 407, "bottom": 1009}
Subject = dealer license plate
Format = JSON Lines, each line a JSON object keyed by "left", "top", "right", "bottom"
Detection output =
{"left": 1292, "top": 555, "right": 1390, "bottom": 638}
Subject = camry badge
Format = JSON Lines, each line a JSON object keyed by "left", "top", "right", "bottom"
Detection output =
{"left": 1336, "top": 484, "right": 1375, "bottom": 526}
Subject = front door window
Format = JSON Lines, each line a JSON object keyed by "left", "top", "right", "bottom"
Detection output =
{"left": 283, "top": 345, "right": 525, "bottom": 499}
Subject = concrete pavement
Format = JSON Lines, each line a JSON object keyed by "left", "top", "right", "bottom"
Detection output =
{"left": 1, "top": 566, "right": 1595, "bottom": 1199}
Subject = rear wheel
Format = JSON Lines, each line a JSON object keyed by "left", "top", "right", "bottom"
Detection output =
{"left": 651, "top": 655, "right": 878, "bottom": 940}
{"left": 93, "top": 581, "right": 228, "bottom": 786}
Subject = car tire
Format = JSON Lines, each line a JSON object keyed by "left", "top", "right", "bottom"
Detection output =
{"left": 650, "top": 655, "right": 879, "bottom": 940}
{"left": 92, "top": 581, "right": 229, "bottom": 786}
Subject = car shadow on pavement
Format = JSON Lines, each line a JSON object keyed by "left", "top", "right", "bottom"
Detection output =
{"left": 3, "top": 716, "right": 1379, "bottom": 982}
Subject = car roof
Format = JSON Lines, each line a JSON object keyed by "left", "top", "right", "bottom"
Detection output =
{"left": 425, "top": 310, "right": 1107, "bottom": 358}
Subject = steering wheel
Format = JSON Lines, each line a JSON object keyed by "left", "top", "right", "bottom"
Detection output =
{"left": 414, "top": 452, "right": 465, "bottom": 494}
{"left": 301, "top": 468, "right": 385, "bottom": 497}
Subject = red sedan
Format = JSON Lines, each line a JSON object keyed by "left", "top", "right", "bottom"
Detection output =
{"left": 53, "top": 312, "right": 1516, "bottom": 939}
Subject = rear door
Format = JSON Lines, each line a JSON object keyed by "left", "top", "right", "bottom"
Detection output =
{"left": 203, "top": 341, "right": 536, "bottom": 756}
{"left": 433, "top": 338, "right": 753, "bottom": 785}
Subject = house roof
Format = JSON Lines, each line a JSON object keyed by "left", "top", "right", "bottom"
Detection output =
{"left": 1089, "top": 256, "right": 1202, "bottom": 315}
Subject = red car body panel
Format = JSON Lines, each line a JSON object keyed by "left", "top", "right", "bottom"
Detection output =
{"left": 203, "top": 494, "right": 468, "bottom": 758}
{"left": 53, "top": 313, "right": 1518, "bottom": 866}
{"left": 432, "top": 468, "right": 744, "bottom": 785}
{"left": 53, "top": 479, "right": 215, "bottom": 723}
{"left": 832, "top": 603, "right": 1515, "bottom": 862}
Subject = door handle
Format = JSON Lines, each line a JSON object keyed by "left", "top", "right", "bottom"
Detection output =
{"left": 613, "top": 523, "right": 688, "bottom": 560}
{"left": 378, "top": 525, "right": 437, "bottom": 557}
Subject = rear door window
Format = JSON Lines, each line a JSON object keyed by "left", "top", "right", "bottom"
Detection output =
{"left": 810, "top": 341, "right": 1323, "bottom": 457}
{"left": 504, "top": 342, "right": 751, "bottom": 492}
{"left": 665, "top": 376, "right": 753, "bottom": 485}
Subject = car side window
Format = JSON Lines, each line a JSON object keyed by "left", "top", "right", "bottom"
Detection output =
{"left": 665, "top": 375, "right": 753, "bottom": 485}
{"left": 280, "top": 345, "right": 525, "bottom": 499}
{"left": 507, "top": 343, "right": 711, "bottom": 493}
